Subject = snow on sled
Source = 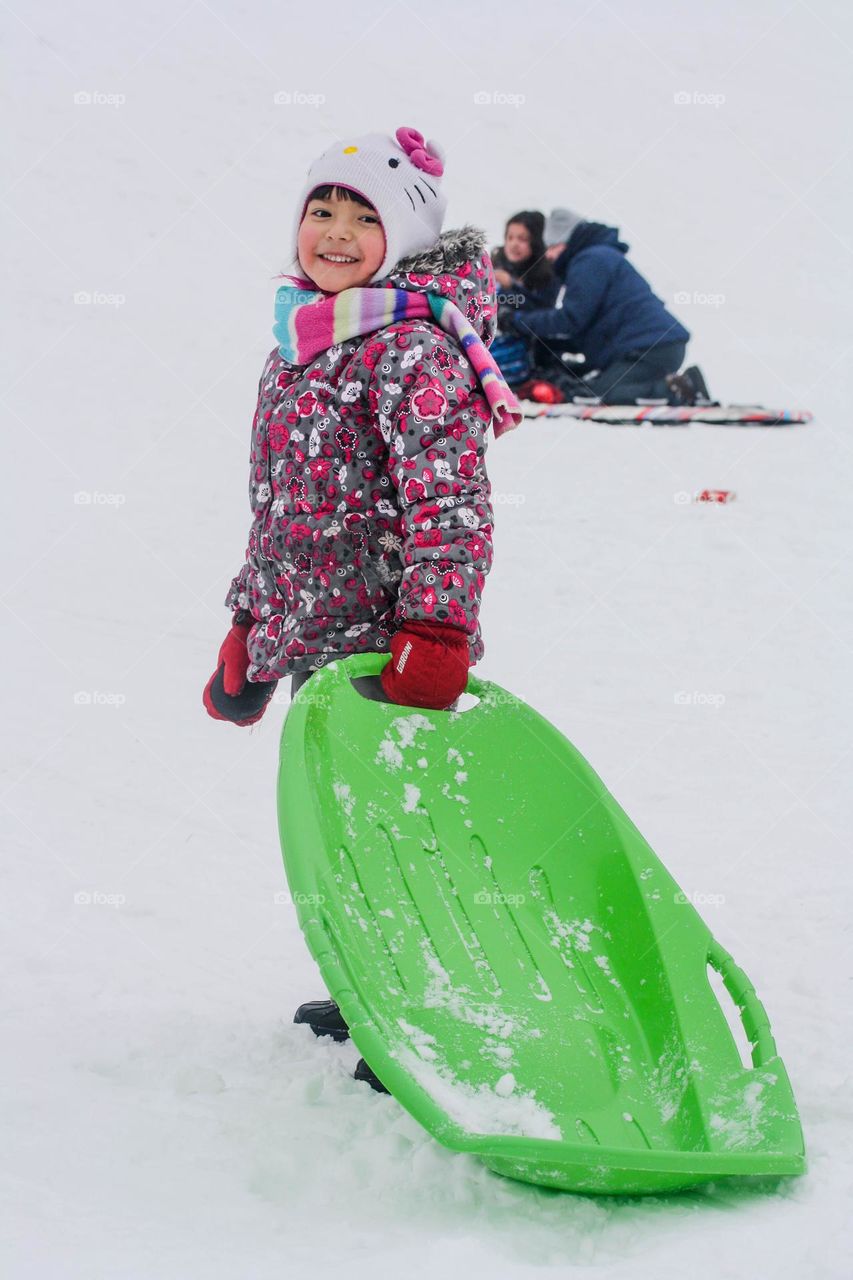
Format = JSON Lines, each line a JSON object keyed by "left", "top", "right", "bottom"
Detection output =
{"left": 520, "top": 400, "right": 813, "bottom": 426}
{"left": 277, "top": 654, "right": 805, "bottom": 1196}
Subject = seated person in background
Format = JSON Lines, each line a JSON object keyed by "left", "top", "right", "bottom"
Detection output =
{"left": 489, "top": 210, "right": 553, "bottom": 388}
{"left": 506, "top": 208, "right": 711, "bottom": 405}
{"left": 492, "top": 210, "right": 553, "bottom": 297}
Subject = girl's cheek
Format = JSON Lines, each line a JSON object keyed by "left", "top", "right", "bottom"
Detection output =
{"left": 298, "top": 219, "right": 318, "bottom": 255}
{"left": 363, "top": 229, "right": 386, "bottom": 274}
{"left": 351, "top": 264, "right": 378, "bottom": 287}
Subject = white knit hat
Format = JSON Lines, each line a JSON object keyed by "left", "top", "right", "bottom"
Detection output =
{"left": 290, "top": 127, "right": 447, "bottom": 283}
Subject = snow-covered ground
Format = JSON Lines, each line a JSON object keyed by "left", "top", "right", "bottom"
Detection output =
{"left": 3, "top": 1, "right": 852, "bottom": 1276}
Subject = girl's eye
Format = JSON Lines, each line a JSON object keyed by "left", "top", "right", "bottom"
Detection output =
{"left": 360, "top": 214, "right": 380, "bottom": 225}
{"left": 311, "top": 208, "right": 331, "bottom": 218}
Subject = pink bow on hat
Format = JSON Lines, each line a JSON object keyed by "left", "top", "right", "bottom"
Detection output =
{"left": 395, "top": 126, "right": 444, "bottom": 177}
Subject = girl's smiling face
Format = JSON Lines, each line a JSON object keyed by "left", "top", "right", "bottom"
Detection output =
{"left": 297, "top": 187, "right": 386, "bottom": 292}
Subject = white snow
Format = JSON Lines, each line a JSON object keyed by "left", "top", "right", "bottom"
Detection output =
{"left": 4, "top": 1, "right": 852, "bottom": 1278}
{"left": 709, "top": 1079, "right": 768, "bottom": 1151}
{"left": 422, "top": 949, "right": 518, "bottom": 1043}
{"left": 332, "top": 780, "right": 354, "bottom": 815}
{"left": 396, "top": 1018, "right": 439, "bottom": 1062}
{"left": 375, "top": 735, "right": 404, "bottom": 770}
{"left": 495, "top": 1071, "right": 517, "bottom": 1098}
{"left": 376, "top": 713, "right": 436, "bottom": 770}
{"left": 394, "top": 1047, "right": 563, "bottom": 1142}
{"left": 402, "top": 783, "right": 421, "bottom": 813}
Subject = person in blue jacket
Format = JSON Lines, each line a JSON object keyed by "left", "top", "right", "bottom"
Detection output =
{"left": 507, "top": 208, "right": 710, "bottom": 404}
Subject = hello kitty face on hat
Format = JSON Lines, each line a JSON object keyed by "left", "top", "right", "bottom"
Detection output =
{"left": 388, "top": 126, "right": 444, "bottom": 208}
{"left": 291, "top": 127, "right": 449, "bottom": 283}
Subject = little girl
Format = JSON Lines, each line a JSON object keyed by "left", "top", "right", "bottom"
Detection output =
{"left": 203, "top": 126, "right": 521, "bottom": 727}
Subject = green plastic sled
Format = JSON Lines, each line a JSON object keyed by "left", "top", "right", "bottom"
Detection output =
{"left": 277, "top": 654, "right": 805, "bottom": 1195}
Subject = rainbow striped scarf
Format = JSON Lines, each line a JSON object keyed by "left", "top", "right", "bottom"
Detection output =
{"left": 273, "top": 278, "right": 522, "bottom": 438}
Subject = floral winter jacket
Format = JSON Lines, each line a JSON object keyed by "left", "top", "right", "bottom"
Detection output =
{"left": 225, "top": 227, "right": 499, "bottom": 681}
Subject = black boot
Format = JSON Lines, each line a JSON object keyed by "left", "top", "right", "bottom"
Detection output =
{"left": 354, "top": 1057, "right": 390, "bottom": 1094}
{"left": 668, "top": 364, "right": 716, "bottom": 406}
{"left": 682, "top": 364, "right": 715, "bottom": 404}
{"left": 293, "top": 999, "right": 350, "bottom": 1042}
{"left": 665, "top": 370, "right": 697, "bottom": 406}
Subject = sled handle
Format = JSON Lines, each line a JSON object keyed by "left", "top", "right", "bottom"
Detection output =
{"left": 343, "top": 652, "right": 499, "bottom": 713}
{"left": 707, "top": 939, "right": 777, "bottom": 1068}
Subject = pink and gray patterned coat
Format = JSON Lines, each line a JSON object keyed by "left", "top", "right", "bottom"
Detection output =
{"left": 226, "top": 227, "right": 498, "bottom": 681}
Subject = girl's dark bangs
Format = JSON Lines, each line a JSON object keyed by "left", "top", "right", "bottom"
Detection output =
{"left": 307, "top": 184, "right": 376, "bottom": 212}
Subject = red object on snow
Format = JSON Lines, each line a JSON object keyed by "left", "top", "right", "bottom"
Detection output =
{"left": 695, "top": 489, "right": 736, "bottom": 503}
{"left": 529, "top": 380, "right": 565, "bottom": 405}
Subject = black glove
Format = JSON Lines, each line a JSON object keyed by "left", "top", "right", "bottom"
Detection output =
{"left": 497, "top": 303, "right": 520, "bottom": 334}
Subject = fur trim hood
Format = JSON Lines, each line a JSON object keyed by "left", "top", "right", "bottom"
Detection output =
{"left": 388, "top": 226, "right": 497, "bottom": 343}
{"left": 393, "top": 225, "right": 487, "bottom": 275}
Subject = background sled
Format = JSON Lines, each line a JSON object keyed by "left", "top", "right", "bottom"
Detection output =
{"left": 519, "top": 400, "right": 813, "bottom": 425}
{"left": 278, "top": 654, "right": 805, "bottom": 1196}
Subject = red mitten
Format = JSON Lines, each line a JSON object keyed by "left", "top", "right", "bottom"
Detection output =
{"left": 381, "top": 621, "right": 470, "bottom": 710}
{"left": 203, "top": 614, "right": 277, "bottom": 726}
